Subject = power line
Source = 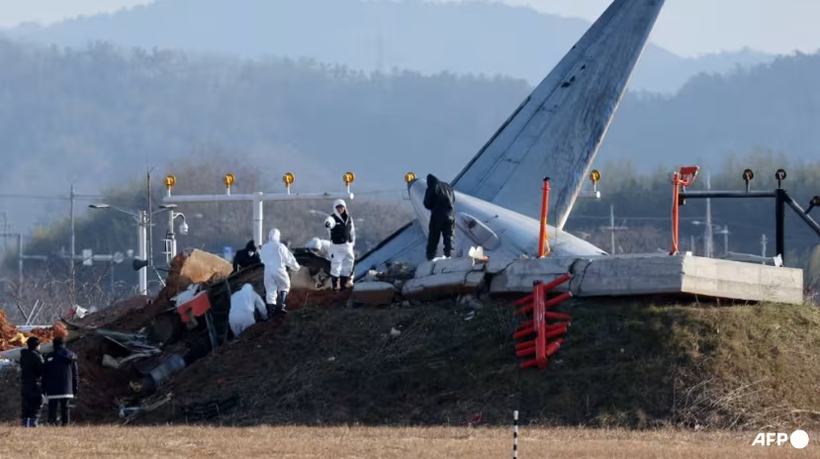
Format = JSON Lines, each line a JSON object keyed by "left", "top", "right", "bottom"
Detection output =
{"left": 0, "top": 193, "right": 104, "bottom": 201}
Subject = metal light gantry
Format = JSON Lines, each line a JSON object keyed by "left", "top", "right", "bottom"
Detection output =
{"left": 669, "top": 166, "right": 820, "bottom": 265}
{"left": 162, "top": 172, "right": 356, "bottom": 247}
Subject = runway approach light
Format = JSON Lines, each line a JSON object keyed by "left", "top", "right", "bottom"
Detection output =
{"left": 224, "top": 173, "right": 235, "bottom": 189}
{"left": 283, "top": 172, "right": 295, "bottom": 194}
{"left": 742, "top": 169, "right": 754, "bottom": 191}
{"left": 807, "top": 196, "right": 820, "bottom": 215}
{"left": 343, "top": 172, "right": 356, "bottom": 186}
{"left": 588, "top": 169, "right": 601, "bottom": 197}
{"left": 776, "top": 168, "right": 787, "bottom": 188}
{"left": 165, "top": 175, "right": 176, "bottom": 191}
{"left": 404, "top": 172, "right": 416, "bottom": 184}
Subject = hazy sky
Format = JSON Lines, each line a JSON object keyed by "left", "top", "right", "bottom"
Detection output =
{"left": 0, "top": 0, "right": 818, "bottom": 57}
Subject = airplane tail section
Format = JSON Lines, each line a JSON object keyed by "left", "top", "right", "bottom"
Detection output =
{"left": 354, "top": 0, "right": 666, "bottom": 278}
{"left": 451, "top": 0, "right": 665, "bottom": 230}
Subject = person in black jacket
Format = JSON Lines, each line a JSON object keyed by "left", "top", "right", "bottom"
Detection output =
{"left": 19, "top": 337, "right": 45, "bottom": 427}
{"left": 232, "top": 239, "right": 261, "bottom": 274}
{"left": 42, "top": 337, "right": 79, "bottom": 426}
{"left": 423, "top": 174, "right": 456, "bottom": 260}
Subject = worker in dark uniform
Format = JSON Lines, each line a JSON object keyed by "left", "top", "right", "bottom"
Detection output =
{"left": 19, "top": 337, "right": 45, "bottom": 427}
{"left": 423, "top": 174, "right": 456, "bottom": 260}
{"left": 43, "top": 337, "right": 79, "bottom": 426}
{"left": 232, "top": 239, "right": 261, "bottom": 273}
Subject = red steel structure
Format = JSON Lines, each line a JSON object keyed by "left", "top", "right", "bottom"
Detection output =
{"left": 511, "top": 276, "right": 572, "bottom": 370}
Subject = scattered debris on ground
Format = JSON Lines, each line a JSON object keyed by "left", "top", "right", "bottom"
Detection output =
{"left": 1, "top": 248, "right": 818, "bottom": 430}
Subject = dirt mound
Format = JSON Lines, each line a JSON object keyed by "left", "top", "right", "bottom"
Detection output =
{"left": 0, "top": 310, "right": 67, "bottom": 351}
{"left": 134, "top": 301, "right": 820, "bottom": 430}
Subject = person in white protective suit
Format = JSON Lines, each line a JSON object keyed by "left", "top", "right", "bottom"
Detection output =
{"left": 323, "top": 199, "right": 356, "bottom": 291}
{"left": 229, "top": 284, "right": 268, "bottom": 337}
{"left": 259, "top": 228, "right": 301, "bottom": 315}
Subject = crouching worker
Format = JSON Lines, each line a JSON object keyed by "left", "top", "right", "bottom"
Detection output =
{"left": 43, "top": 337, "right": 78, "bottom": 427}
{"left": 229, "top": 284, "right": 268, "bottom": 337}
{"left": 260, "top": 228, "right": 301, "bottom": 316}
{"left": 324, "top": 199, "right": 356, "bottom": 291}
{"left": 232, "top": 239, "right": 261, "bottom": 274}
{"left": 20, "top": 337, "right": 45, "bottom": 427}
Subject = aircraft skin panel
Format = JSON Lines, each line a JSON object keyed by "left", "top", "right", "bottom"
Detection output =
{"left": 353, "top": 220, "right": 428, "bottom": 279}
{"left": 450, "top": 0, "right": 666, "bottom": 231}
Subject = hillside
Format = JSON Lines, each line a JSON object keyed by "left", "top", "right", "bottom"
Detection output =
{"left": 3, "top": 296, "right": 819, "bottom": 430}
{"left": 2, "top": 0, "right": 775, "bottom": 94}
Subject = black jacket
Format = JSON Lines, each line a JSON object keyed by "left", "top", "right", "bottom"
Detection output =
{"left": 423, "top": 174, "right": 455, "bottom": 218}
{"left": 330, "top": 213, "right": 353, "bottom": 244}
{"left": 43, "top": 345, "right": 79, "bottom": 397}
{"left": 19, "top": 348, "right": 44, "bottom": 393}
{"left": 233, "top": 240, "right": 261, "bottom": 272}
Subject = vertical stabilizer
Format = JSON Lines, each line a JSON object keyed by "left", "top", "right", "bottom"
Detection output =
{"left": 451, "top": 0, "right": 665, "bottom": 230}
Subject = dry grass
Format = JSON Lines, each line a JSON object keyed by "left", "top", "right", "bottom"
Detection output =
{"left": 0, "top": 425, "right": 816, "bottom": 458}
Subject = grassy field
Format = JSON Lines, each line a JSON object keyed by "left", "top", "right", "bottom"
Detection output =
{"left": 0, "top": 425, "right": 815, "bottom": 458}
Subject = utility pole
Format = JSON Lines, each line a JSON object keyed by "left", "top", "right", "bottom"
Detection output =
{"left": 69, "top": 183, "right": 76, "bottom": 298}
{"left": 600, "top": 204, "right": 627, "bottom": 254}
{"left": 146, "top": 169, "right": 154, "bottom": 274}
{"left": 0, "top": 232, "right": 48, "bottom": 297}
{"left": 761, "top": 234, "right": 767, "bottom": 257}
{"left": 138, "top": 210, "right": 148, "bottom": 295}
{"left": 1, "top": 210, "right": 7, "bottom": 256}
{"left": 704, "top": 171, "right": 713, "bottom": 258}
{"left": 690, "top": 235, "right": 696, "bottom": 255}
{"left": 714, "top": 224, "right": 730, "bottom": 255}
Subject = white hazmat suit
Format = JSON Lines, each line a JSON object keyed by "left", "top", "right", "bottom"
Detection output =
{"left": 259, "top": 228, "right": 301, "bottom": 308}
{"left": 323, "top": 199, "right": 356, "bottom": 290}
{"left": 229, "top": 284, "right": 267, "bottom": 337}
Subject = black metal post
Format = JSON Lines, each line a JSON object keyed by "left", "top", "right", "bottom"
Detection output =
{"left": 775, "top": 188, "right": 786, "bottom": 263}
{"left": 679, "top": 191, "right": 776, "bottom": 199}
{"left": 784, "top": 194, "right": 820, "bottom": 237}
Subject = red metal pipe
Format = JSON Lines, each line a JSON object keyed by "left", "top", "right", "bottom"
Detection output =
{"left": 545, "top": 322, "right": 570, "bottom": 332}
{"left": 542, "top": 327, "right": 568, "bottom": 341}
{"left": 534, "top": 283, "right": 548, "bottom": 369}
{"left": 513, "top": 327, "right": 535, "bottom": 340}
{"left": 540, "top": 273, "right": 571, "bottom": 293}
{"left": 543, "top": 291, "right": 572, "bottom": 310}
{"left": 537, "top": 178, "right": 551, "bottom": 257}
{"left": 516, "top": 347, "right": 536, "bottom": 358}
{"left": 544, "top": 311, "right": 571, "bottom": 321}
{"left": 545, "top": 339, "right": 564, "bottom": 357}
{"left": 515, "top": 340, "right": 536, "bottom": 351}
{"left": 516, "top": 320, "right": 534, "bottom": 331}
{"left": 520, "top": 359, "right": 538, "bottom": 369}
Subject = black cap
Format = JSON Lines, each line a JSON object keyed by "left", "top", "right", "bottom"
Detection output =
{"left": 27, "top": 337, "right": 40, "bottom": 349}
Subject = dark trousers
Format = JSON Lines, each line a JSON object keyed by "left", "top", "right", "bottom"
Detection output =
{"left": 47, "top": 398, "right": 71, "bottom": 426}
{"left": 427, "top": 215, "right": 455, "bottom": 260}
{"left": 21, "top": 389, "right": 44, "bottom": 423}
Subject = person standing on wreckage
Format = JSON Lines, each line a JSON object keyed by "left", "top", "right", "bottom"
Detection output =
{"left": 423, "top": 174, "right": 456, "bottom": 260}
{"left": 260, "top": 228, "right": 301, "bottom": 316}
{"left": 323, "top": 199, "right": 356, "bottom": 291}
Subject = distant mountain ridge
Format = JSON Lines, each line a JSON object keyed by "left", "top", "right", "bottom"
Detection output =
{"left": 3, "top": 0, "right": 776, "bottom": 93}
